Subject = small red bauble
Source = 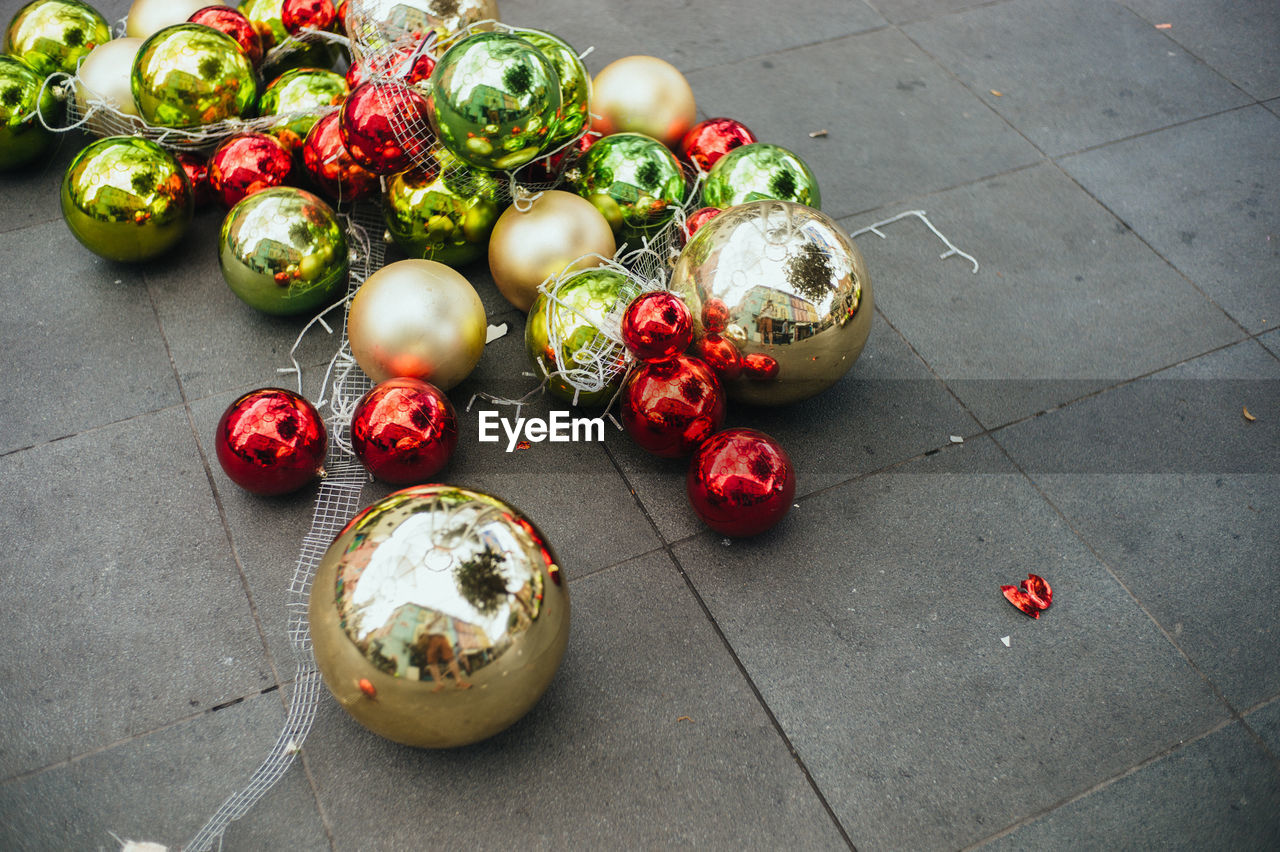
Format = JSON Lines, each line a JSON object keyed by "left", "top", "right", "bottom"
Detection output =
{"left": 742, "top": 352, "right": 780, "bottom": 380}
{"left": 339, "top": 81, "right": 431, "bottom": 175}
{"left": 622, "top": 290, "right": 693, "bottom": 363}
{"left": 282, "top": 0, "right": 336, "bottom": 34}
{"left": 701, "top": 298, "right": 729, "bottom": 334}
{"left": 208, "top": 133, "right": 294, "bottom": 208}
{"left": 687, "top": 427, "right": 796, "bottom": 537}
{"left": 215, "top": 388, "right": 327, "bottom": 496}
{"left": 173, "top": 150, "right": 213, "bottom": 209}
{"left": 692, "top": 334, "right": 742, "bottom": 381}
{"left": 683, "top": 206, "right": 721, "bottom": 241}
{"left": 346, "top": 40, "right": 436, "bottom": 89}
{"left": 620, "top": 354, "right": 725, "bottom": 458}
{"left": 680, "top": 117, "right": 757, "bottom": 173}
{"left": 350, "top": 377, "right": 458, "bottom": 484}
{"left": 302, "top": 111, "right": 380, "bottom": 203}
{"left": 189, "top": 7, "right": 263, "bottom": 65}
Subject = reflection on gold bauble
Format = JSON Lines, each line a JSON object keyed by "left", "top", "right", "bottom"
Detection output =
{"left": 590, "top": 55, "right": 696, "bottom": 149}
{"left": 75, "top": 38, "right": 144, "bottom": 133}
{"left": 669, "top": 200, "right": 872, "bottom": 406}
{"left": 348, "top": 259, "right": 486, "bottom": 389}
{"left": 488, "top": 190, "right": 615, "bottom": 312}
{"left": 126, "top": 0, "right": 227, "bottom": 39}
{"left": 310, "top": 484, "right": 569, "bottom": 748}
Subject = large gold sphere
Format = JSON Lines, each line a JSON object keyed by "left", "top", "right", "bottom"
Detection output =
{"left": 488, "top": 190, "right": 616, "bottom": 312}
{"left": 589, "top": 55, "right": 697, "bottom": 149}
{"left": 310, "top": 484, "right": 570, "bottom": 749}
{"left": 668, "top": 200, "right": 872, "bottom": 406}
{"left": 347, "top": 259, "right": 487, "bottom": 389}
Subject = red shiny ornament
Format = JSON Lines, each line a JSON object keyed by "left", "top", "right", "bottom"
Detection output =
{"left": 208, "top": 133, "right": 294, "bottom": 208}
{"left": 1022, "top": 574, "right": 1052, "bottom": 609}
{"left": 215, "top": 388, "right": 327, "bottom": 496}
{"left": 683, "top": 206, "right": 721, "bottom": 241}
{"left": 621, "top": 354, "right": 725, "bottom": 458}
{"left": 350, "top": 377, "right": 458, "bottom": 484}
{"left": 680, "top": 117, "right": 757, "bottom": 173}
{"left": 742, "top": 352, "right": 780, "bottom": 380}
{"left": 189, "top": 7, "right": 263, "bottom": 65}
{"left": 1002, "top": 586, "right": 1041, "bottom": 618}
{"left": 687, "top": 427, "right": 796, "bottom": 537}
{"left": 701, "top": 298, "right": 729, "bottom": 334}
{"left": 336, "top": 0, "right": 349, "bottom": 33}
{"left": 282, "top": 0, "right": 336, "bottom": 34}
{"left": 339, "top": 81, "right": 432, "bottom": 175}
{"left": 173, "top": 151, "right": 213, "bottom": 209}
{"left": 621, "top": 290, "right": 693, "bottom": 363}
{"left": 526, "top": 130, "right": 596, "bottom": 183}
{"left": 692, "top": 333, "right": 742, "bottom": 381}
{"left": 346, "top": 40, "right": 436, "bottom": 89}
{"left": 302, "top": 111, "right": 380, "bottom": 203}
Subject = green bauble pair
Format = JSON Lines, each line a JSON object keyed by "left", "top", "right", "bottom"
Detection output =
{"left": 571, "top": 132, "right": 686, "bottom": 243}
{"left": 0, "top": 55, "right": 59, "bottom": 171}
{"left": 4, "top": 0, "right": 110, "bottom": 77}
{"left": 701, "top": 142, "right": 821, "bottom": 209}
{"left": 132, "top": 24, "right": 259, "bottom": 128}
{"left": 383, "top": 154, "right": 503, "bottom": 268}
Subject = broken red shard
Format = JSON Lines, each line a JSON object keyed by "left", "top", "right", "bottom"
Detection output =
{"left": 1002, "top": 585, "right": 1041, "bottom": 618}
{"left": 1022, "top": 574, "right": 1052, "bottom": 609}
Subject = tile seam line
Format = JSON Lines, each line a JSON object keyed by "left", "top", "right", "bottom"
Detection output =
{"left": 673, "top": 23, "right": 894, "bottom": 77}
{"left": 600, "top": 442, "right": 859, "bottom": 852}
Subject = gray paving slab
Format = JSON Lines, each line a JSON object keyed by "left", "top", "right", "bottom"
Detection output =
{"left": 845, "top": 163, "right": 1244, "bottom": 427}
{"left": 1263, "top": 328, "right": 1280, "bottom": 359}
{"left": 671, "top": 448, "right": 1228, "bottom": 851}
{"left": 1060, "top": 105, "right": 1280, "bottom": 334}
{"left": 978, "top": 723, "right": 1280, "bottom": 850}
{"left": 867, "top": 0, "right": 995, "bottom": 26}
{"left": 685, "top": 27, "right": 1042, "bottom": 220}
{"left": 1247, "top": 697, "right": 1280, "bottom": 754}
{"left": 303, "top": 550, "right": 848, "bottom": 850}
{"left": 903, "top": 0, "right": 1251, "bottom": 156}
{"left": 0, "top": 691, "right": 328, "bottom": 852}
{"left": 0, "top": 132, "right": 83, "bottom": 236}
{"left": 1267, "top": 98, "right": 1280, "bottom": 119}
{"left": 0, "top": 408, "right": 273, "bottom": 780}
{"left": 0, "top": 218, "right": 181, "bottom": 454}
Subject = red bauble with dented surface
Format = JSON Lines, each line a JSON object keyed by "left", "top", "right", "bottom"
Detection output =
{"left": 680, "top": 117, "right": 757, "bottom": 173}
{"left": 621, "top": 290, "right": 693, "bottom": 364}
{"left": 215, "top": 388, "right": 327, "bottom": 496}
{"left": 687, "top": 427, "right": 795, "bottom": 537}
{"left": 302, "top": 111, "right": 380, "bottom": 203}
{"left": 351, "top": 377, "right": 458, "bottom": 484}
{"left": 621, "top": 354, "right": 725, "bottom": 458}
{"left": 339, "top": 81, "right": 431, "bottom": 175}
{"left": 209, "top": 133, "right": 294, "bottom": 208}
{"left": 282, "top": 0, "right": 336, "bottom": 34}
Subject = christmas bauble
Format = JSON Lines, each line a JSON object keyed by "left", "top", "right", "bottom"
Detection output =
{"left": 351, "top": 377, "right": 458, "bottom": 484}
{"left": 5, "top": 0, "right": 111, "bottom": 77}
{"left": 218, "top": 187, "right": 349, "bottom": 315}
{"left": 682, "top": 206, "right": 720, "bottom": 241}
{"left": 347, "top": 259, "right": 487, "bottom": 389}
{"left": 434, "top": 144, "right": 506, "bottom": 203}
{"left": 679, "top": 117, "right": 756, "bottom": 173}
{"left": 669, "top": 200, "right": 871, "bottom": 406}
{"left": 589, "top": 55, "right": 696, "bottom": 149}
{"left": 621, "top": 354, "right": 725, "bottom": 458}
{"left": 309, "top": 483, "right": 569, "bottom": 748}
{"left": 131, "top": 24, "right": 258, "bottom": 127}
{"left": 281, "top": 0, "right": 335, "bottom": 34}
{"left": 61, "top": 136, "right": 193, "bottom": 262}
{"left": 127, "top": 0, "right": 226, "bottom": 39}
{"left": 73, "top": 38, "right": 144, "bottom": 134}
{"left": 214, "top": 387, "right": 327, "bottom": 496}
{"left": 339, "top": 80, "right": 431, "bottom": 175}
{"left": 701, "top": 142, "right": 821, "bottom": 209}
{"left": 383, "top": 155, "right": 501, "bottom": 268}
{"left": 692, "top": 333, "right": 742, "bottom": 381}
{"left": 189, "top": 6, "right": 263, "bottom": 66}
{"left": 353, "top": 0, "right": 499, "bottom": 52}
{"left": 259, "top": 67, "right": 348, "bottom": 151}
{"left": 427, "top": 31, "right": 560, "bottom": 171}
{"left": 345, "top": 38, "right": 434, "bottom": 89}
{"left": 571, "top": 132, "right": 685, "bottom": 242}
{"left": 488, "top": 190, "right": 615, "bottom": 312}
{"left": 301, "top": 110, "right": 379, "bottom": 203}
{"left": 687, "top": 428, "right": 795, "bottom": 537}
{"left": 0, "top": 55, "right": 58, "bottom": 171}
{"left": 525, "top": 267, "right": 639, "bottom": 407}
{"left": 516, "top": 29, "right": 590, "bottom": 153}
{"left": 174, "top": 150, "right": 213, "bottom": 209}
{"left": 208, "top": 133, "right": 294, "bottom": 208}
{"left": 621, "top": 290, "right": 693, "bottom": 363}
{"left": 239, "top": 0, "right": 336, "bottom": 70}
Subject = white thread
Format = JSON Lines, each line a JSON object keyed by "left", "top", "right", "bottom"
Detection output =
{"left": 849, "top": 210, "right": 979, "bottom": 273}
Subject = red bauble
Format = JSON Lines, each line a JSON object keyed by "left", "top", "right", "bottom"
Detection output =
{"left": 701, "top": 297, "right": 729, "bottom": 334}
{"left": 526, "top": 131, "right": 596, "bottom": 183}
{"left": 680, "top": 117, "right": 757, "bottom": 173}
{"left": 282, "top": 0, "right": 336, "bottom": 34}
{"left": 346, "top": 40, "right": 436, "bottom": 89}
{"left": 687, "top": 427, "right": 796, "bottom": 537}
{"left": 215, "top": 388, "right": 327, "bottom": 496}
{"left": 621, "top": 290, "right": 693, "bottom": 363}
{"left": 189, "top": 7, "right": 263, "bottom": 65}
{"left": 350, "top": 377, "right": 458, "bottom": 484}
{"left": 683, "top": 206, "right": 721, "bottom": 241}
{"left": 692, "top": 333, "right": 742, "bottom": 381}
{"left": 174, "top": 151, "right": 213, "bottom": 209}
{"left": 302, "top": 111, "right": 380, "bottom": 203}
{"left": 339, "top": 81, "right": 431, "bottom": 175}
{"left": 742, "top": 352, "right": 780, "bottom": 380}
{"left": 621, "top": 354, "right": 725, "bottom": 458}
{"left": 208, "top": 133, "right": 294, "bottom": 208}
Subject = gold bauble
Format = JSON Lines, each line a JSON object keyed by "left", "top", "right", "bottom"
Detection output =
{"left": 590, "top": 55, "right": 697, "bottom": 149}
{"left": 310, "top": 484, "right": 570, "bottom": 749}
{"left": 347, "top": 259, "right": 487, "bottom": 389}
{"left": 126, "top": 0, "right": 228, "bottom": 39}
{"left": 75, "top": 38, "right": 144, "bottom": 133}
{"left": 488, "top": 190, "right": 616, "bottom": 312}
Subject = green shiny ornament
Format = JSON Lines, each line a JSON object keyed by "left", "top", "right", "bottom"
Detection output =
{"left": 427, "top": 31, "right": 560, "bottom": 171}
{"left": 61, "top": 136, "right": 194, "bottom": 262}
{"left": 383, "top": 153, "right": 501, "bottom": 268}
{"left": 259, "top": 67, "right": 348, "bottom": 151}
{"left": 571, "top": 132, "right": 686, "bottom": 242}
{"left": 516, "top": 29, "right": 590, "bottom": 152}
{"left": 434, "top": 144, "right": 508, "bottom": 206}
{"left": 525, "top": 268, "right": 640, "bottom": 407}
{"left": 3, "top": 0, "right": 111, "bottom": 78}
{"left": 238, "top": 0, "right": 337, "bottom": 73}
{"left": 0, "top": 55, "right": 59, "bottom": 171}
{"left": 701, "top": 142, "right": 821, "bottom": 209}
{"left": 132, "top": 24, "right": 258, "bottom": 127}
{"left": 219, "top": 187, "right": 349, "bottom": 315}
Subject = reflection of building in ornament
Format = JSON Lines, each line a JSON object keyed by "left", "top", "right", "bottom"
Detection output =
{"left": 357, "top": 602, "right": 498, "bottom": 681}
{"left": 742, "top": 285, "right": 822, "bottom": 344}
{"left": 461, "top": 84, "right": 522, "bottom": 121}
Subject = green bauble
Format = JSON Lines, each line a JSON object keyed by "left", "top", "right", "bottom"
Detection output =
{"left": 219, "top": 187, "right": 349, "bottom": 315}
{"left": 3, "top": 0, "right": 110, "bottom": 77}
{"left": 132, "top": 24, "right": 259, "bottom": 127}
{"left": 571, "top": 132, "right": 686, "bottom": 242}
{"left": 525, "top": 268, "right": 640, "bottom": 407}
{"left": 434, "top": 144, "right": 508, "bottom": 205}
{"left": 383, "top": 154, "right": 501, "bottom": 267}
{"left": 701, "top": 142, "right": 821, "bottom": 209}
{"left": 61, "top": 136, "right": 194, "bottom": 262}
{"left": 0, "top": 55, "right": 59, "bottom": 171}
{"left": 516, "top": 29, "right": 590, "bottom": 152}
{"left": 238, "top": 0, "right": 337, "bottom": 72}
{"left": 427, "top": 31, "right": 560, "bottom": 171}
{"left": 259, "top": 67, "right": 348, "bottom": 151}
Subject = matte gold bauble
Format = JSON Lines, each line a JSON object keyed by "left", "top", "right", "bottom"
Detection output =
{"left": 74, "top": 38, "right": 144, "bottom": 133}
{"left": 590, "top": 55, "right": 696, "bottom": 149}
{"left": 126, "top": 0, "right": 228, "bottom": 39}
{"left": 488, "top": 190, "right": 615, "bottom": 312}
{"left": 347, "top": 259, "right": 487, "bottom": 389}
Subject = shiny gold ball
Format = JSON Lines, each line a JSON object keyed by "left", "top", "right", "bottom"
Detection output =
{"left": 310, "top": 484, "right": 570, "bottom": 749}
{"left": 5, "top": 0, "right": 111, "bottom": 77}
{"left": 348, "top": 259, "right": 487, "bottom": 389}
{"left": 590, "top": 55, "right": 697, "bottom": 149}
{"left": 126, "top": 0, "right": 228, "bottom": 39}
{"left": 488, "top": 190, "right": 616, "bottom": 312}
{"left": 75, "top": 38, "right": 145, "bottom": 133}
{"left": 669, "top": 200, "right": 873, "bottom": 406}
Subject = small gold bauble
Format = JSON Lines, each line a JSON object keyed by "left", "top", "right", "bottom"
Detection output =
{"left": 590, "top": 55, "right": 697, "bottom": 149}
